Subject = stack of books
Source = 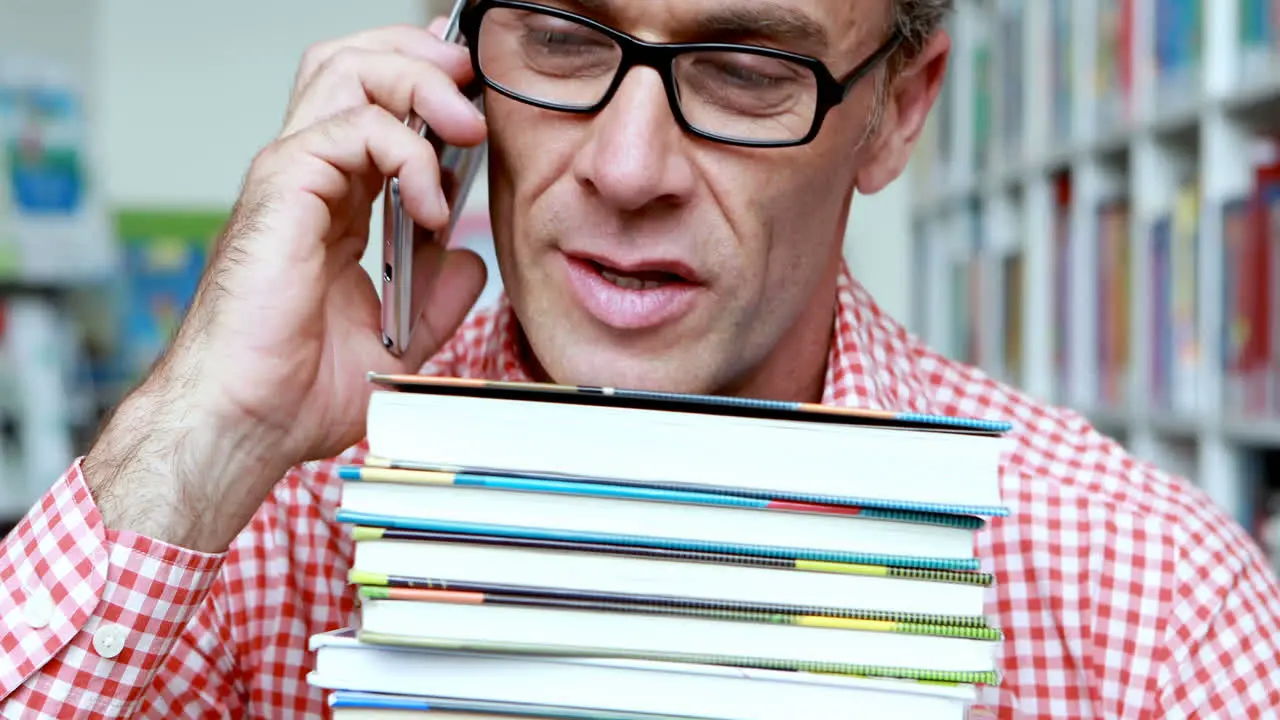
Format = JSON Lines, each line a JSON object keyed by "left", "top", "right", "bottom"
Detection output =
{"left": 306, "top": 373, "right": 1013, "bottom": 719}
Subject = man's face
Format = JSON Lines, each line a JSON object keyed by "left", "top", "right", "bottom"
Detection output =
{"left": 482, "top": 0, "right": 945, "bottom": 396}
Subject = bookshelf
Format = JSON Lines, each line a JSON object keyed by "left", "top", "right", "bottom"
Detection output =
{"left": 907, "top": 0, "right": 1280, "bottom": 572}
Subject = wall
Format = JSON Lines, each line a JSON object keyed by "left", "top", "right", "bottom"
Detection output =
{"left": 93, "top": 0, "right": 428, "bottom": 206}
{"left": 93, "top": 0, "right": 435, "bottom": 298}
{"left": 0, "top": 1, "right": 96, "bottom": 93}
{"left": 844, "top": 181, "right": 914, "bottom": 328}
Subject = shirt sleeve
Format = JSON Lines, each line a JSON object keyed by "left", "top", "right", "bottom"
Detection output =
{"left": 0, "top": 458, "right": 227, "bottom": 717}
{"left": 1154, "top": 504, "right": 1280, "bottom": 717}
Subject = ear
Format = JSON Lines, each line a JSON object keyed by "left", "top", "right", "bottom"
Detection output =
{"left": 854, "top": 29, "right": 951, "bottom": 195}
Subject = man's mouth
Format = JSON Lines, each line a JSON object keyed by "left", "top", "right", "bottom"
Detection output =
{"left": 561, "top": 253, "right": 704, "bottom": 331}
{"left": 592, "top": 262, "right": 690, "bottom": 291}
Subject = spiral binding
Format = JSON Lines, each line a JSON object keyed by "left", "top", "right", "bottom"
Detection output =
{"left": 361, "top": 573, "right": 996, "bottom": 630}
{"left": 353, "top": 526, "right": 998, "bottom": 586}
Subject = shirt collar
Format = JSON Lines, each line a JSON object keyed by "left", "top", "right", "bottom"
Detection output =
{"left": 470, "top": 259, "right": 937, "bottom": 414}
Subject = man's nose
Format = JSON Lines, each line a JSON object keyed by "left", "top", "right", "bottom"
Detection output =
{"left": 571, "top": 68, "right": 696, "bottom": 213}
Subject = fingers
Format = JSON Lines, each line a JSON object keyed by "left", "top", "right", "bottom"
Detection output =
{"left": 401, "top": 244, "right": 487, "bottom": 371}
{"left": 426, "top": 16, "right": 451, "bottom": 39}
{"left": 283, "top": 45, "right": 484, "bottom": 148}
{"left": 291, "top": 22, "right": 471, "bottom": 103}
{"left": 261, "top": 103, "right": 453, "bottom": 234}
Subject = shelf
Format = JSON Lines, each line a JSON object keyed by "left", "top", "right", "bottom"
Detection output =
{"left": 0, "top": 498, "right": 30, "bottom": 527}
{"left": 910, "top": 101, "right": 1271, "bottom": 220}
{"left": 1222, "top": 88, "right": 1280, "bottom": 137}
{"left": 0, "top": 204, "right": 119, "bottom": 287}
{"left": 1085, "top": 408, "right": 1133, "bottom": 434}
{"left": 909, "top": 79, "right": 1280, "bottom": 222}
{"left": 907, "top": 0, "right": 1280, "bottom": 553}
{"left": 1146, "top": 414, "right": 1205, "bottom": 438}
{"left": 1223, "top": 419, "right": 1280, "bottom": 449}
{"left": 1087, "top": 127, "right": 1135, "bottom": 162}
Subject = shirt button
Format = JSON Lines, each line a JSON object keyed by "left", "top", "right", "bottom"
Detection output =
{"left": 92, "top": 623, "right": 128, "bottom": 658}
{"left": 22, "top": 588, "right": 53, "bottom": 629}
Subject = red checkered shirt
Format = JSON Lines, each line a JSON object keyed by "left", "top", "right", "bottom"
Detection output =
{"left": 3, "top": 261, "right": 1280, "bottom": 719}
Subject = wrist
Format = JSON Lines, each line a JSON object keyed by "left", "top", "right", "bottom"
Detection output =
{"left": 83, "top": 377, "right": 293, "bottom": 553}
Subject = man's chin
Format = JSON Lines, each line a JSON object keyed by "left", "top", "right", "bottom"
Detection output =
{"left": 529, "top": 339, "right": 718, "bottom": 395}
{"left": 512, "top": 285, "right": 724, "bottom": 393}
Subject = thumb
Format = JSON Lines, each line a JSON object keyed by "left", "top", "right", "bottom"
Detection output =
{"left": 400, "top": 243, "right": 487, "bottom": 372}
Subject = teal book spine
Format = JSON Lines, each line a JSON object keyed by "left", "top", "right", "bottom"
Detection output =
{"left": 335, "top": 509, "right": 982, "bottom": 572}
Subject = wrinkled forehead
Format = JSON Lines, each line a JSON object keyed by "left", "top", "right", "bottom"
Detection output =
{"left": 495, "top": 0, "right": 885, "bottom": 63}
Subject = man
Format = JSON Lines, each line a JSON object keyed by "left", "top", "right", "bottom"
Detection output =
{"left": 2, "top": 0, "right": 1278, "bottom": 717}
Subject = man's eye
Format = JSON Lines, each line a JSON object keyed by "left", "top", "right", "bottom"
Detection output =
{"left": 521, "top": 20, "right": 611, "bottom": 54}
{"left": 723, "top": 66, "right": 786, "bottom": 87}
{"left": 532, "top": 30, "right": 590, "bottom": 47}
{"left": 693, "top": 57, "right": 798, "bottom": 89}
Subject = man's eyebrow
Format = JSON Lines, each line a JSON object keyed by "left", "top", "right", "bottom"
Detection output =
{"left": 691, "top": 5, "right": 830, "bottom": 54}
{"left": 540, "top": 0, "right": 614, "bottom": 19}
{"left": 536, "top": 0, "right": 830, "bottom": 55}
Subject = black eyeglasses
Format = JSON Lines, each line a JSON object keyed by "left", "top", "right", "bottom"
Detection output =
{"left": 458, "top": 0, "right": 902, "bottom": 148}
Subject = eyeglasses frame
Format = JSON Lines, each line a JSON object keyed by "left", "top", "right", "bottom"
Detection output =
{"left": 457, "top": 0, "right": 904, "bottom": 148}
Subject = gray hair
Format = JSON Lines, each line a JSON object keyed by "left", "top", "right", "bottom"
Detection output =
{"left": 858, "top": 0, "right": 953, "bottom": 143}
{"left": 892, "top": 0, "right": 955, "bottom": 65}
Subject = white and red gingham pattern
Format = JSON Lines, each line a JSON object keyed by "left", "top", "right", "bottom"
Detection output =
{"left": 3, "top": 262, "right": 1279, "bottom": 718}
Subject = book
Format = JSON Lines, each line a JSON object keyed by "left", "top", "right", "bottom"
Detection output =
{"left": 337, "top": 466, "right": 981, "bottom": 570}
{"left": 328, "top": 689, "right": 717, "bottom": 719}
{"left": 309, "top": 373, "right": 1010, "bottom": 718}
{"left": 346, "top": 526, "right": 994, "bottom": 624}
{"left": 362, "top": 374, "right": 1011, "bottom": 515}
{"left": 309, "top": 630, "right": 979, "bottom": 720}
{"left": 353, "top": 586, "right": 999, "bottom": 681}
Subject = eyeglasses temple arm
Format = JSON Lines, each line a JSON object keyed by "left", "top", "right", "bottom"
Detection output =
{"left": 840, "top": 30, "right": 906, "bottom": 100}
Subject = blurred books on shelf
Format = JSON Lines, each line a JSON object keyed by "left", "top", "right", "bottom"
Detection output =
{"left": 110, "top": 211, "right": 221, "bottom": 386}
{"left": 307, "top": 374, "right": 1013, "bottom": 719}
{"left": 0, "top": 296, "right": 79, "bottom": 521}
{"left": 61, "top": 210, "right": 222, "bottom": 445}
{"left": 907, "top": 0, "right": 1280, "bottom": 571}
{"left": 1149, "top": 178, "right": 1200, "bottom": 416}
{"left": 1220, "top": 147, "right": 1279, "bottom": 423}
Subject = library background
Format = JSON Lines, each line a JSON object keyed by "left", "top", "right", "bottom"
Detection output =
{"left": 1, "top": 1, "right": 1278, "bottom": 576}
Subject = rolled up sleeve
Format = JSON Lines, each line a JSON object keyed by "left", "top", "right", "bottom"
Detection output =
{"left": 1, "top": 458, "right": 225, "bottom": 717}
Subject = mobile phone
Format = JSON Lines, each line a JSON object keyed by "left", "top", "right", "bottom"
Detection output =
{"left": 381, "top": 0, "right": 487, "bottom": 356}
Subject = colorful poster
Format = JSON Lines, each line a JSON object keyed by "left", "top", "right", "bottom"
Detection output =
{"left": 112, "top": 210, "right": 224, "bottom": 384}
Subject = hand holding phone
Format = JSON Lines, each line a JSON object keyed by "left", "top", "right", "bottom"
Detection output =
{"left": 81, "top": 18, "right": 490, "bottom": 553}
{"left": 381, "top": 0, "right": 488, "bottom": 357}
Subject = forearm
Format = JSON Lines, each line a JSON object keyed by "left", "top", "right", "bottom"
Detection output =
{"left": 82, "top": 376, "right": 292, "bottom": 554}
